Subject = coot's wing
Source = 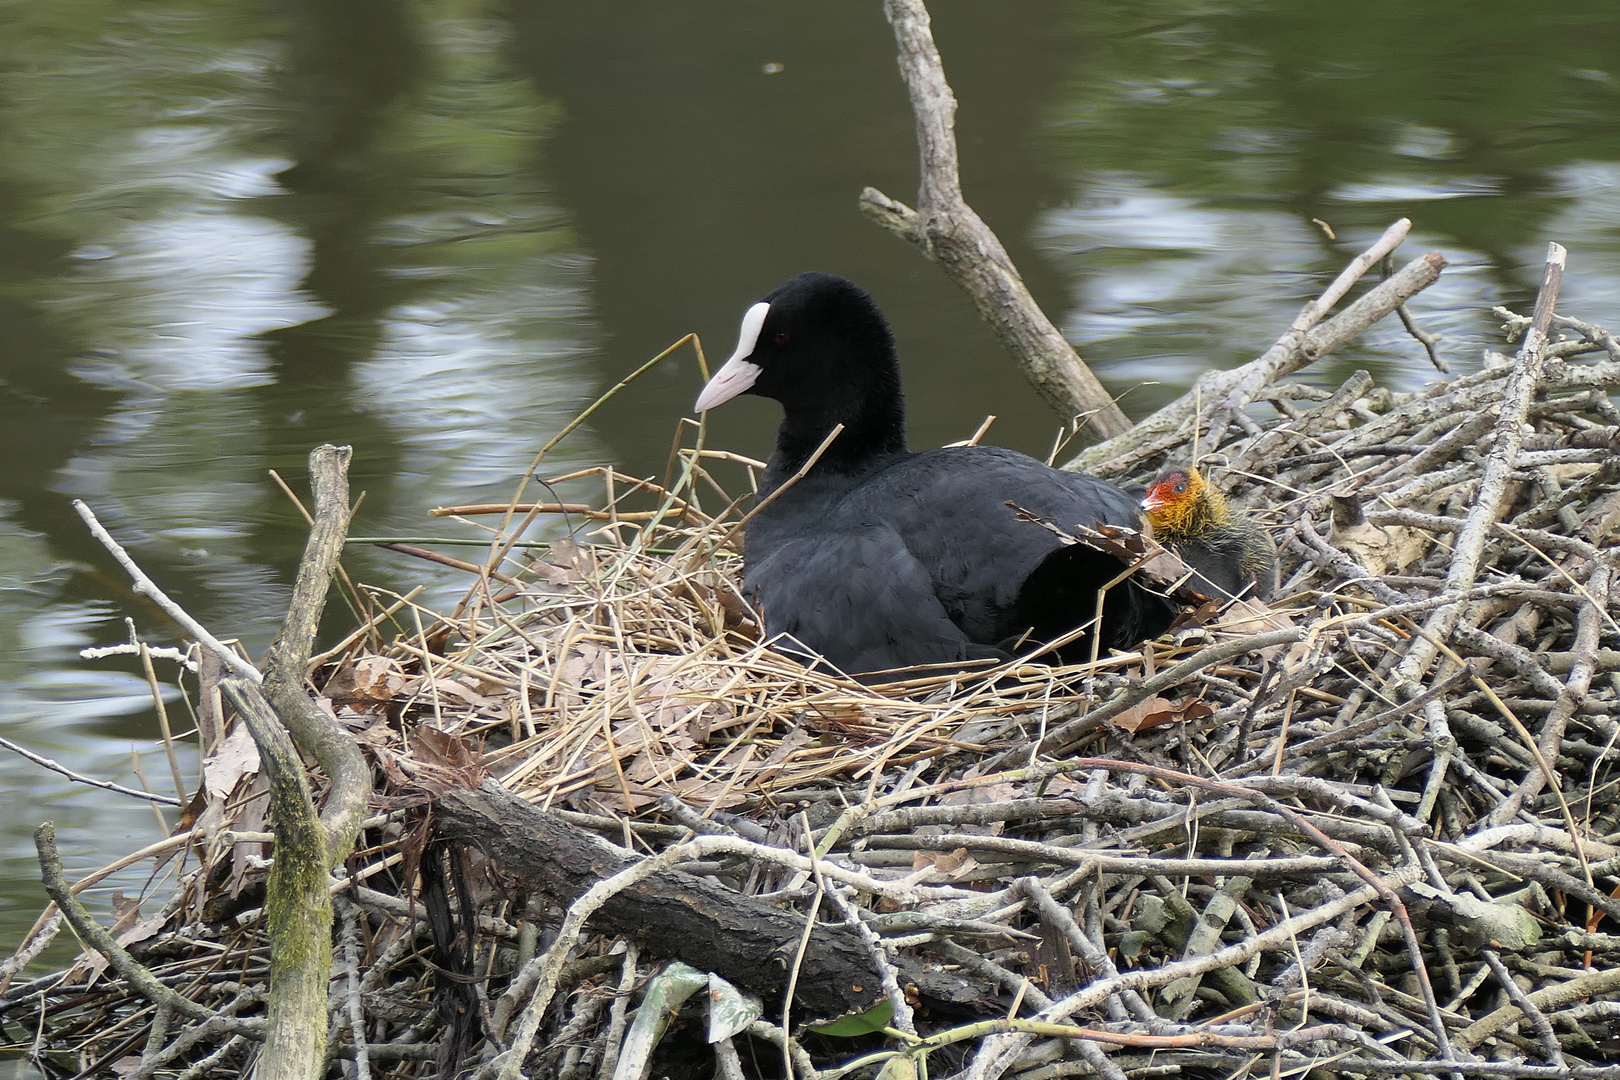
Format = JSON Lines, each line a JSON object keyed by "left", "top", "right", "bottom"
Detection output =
{"left": 744, "top": 522, "right": 996, "bottom": 677}
{"left": 841, "top": 447, "right": 1155, "bottom": 642}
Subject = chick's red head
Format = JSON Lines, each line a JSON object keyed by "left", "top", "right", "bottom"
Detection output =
{"left": 1141, "top": 468, "right": 1201, "bottom": 517}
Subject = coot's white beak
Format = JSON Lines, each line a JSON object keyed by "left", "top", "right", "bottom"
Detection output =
{"left": 693, "top": 301, "right": 770, "bottom": 412}
{"left": 693, "top": 356, "right": 762, "bottom": 412}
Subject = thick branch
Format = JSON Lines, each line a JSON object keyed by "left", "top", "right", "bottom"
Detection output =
{"left": 863, "top": 0, "right": 1131, "bottom": 438}
{"left": 263, "top": 444, "right": 370, "bottom": 864}
{"left": 231, "top": 444, "right": 368, "bottom": 1080}
{"left": 221, "top": 678, "right": 330, "bottom": 1080}
{"left": 434, "top": 781, "right": 983, "bottom": 1020}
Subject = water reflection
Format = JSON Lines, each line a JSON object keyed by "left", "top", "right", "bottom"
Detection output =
{"left": 66, "top": 205, "right": 322, "bottom": 385}
{"left": 1035, "top": 176, "right": 1499, "bottom": 410}
{"left": 1536, "top": 162, "right": 1620, "bottom": 318}
{"left": 0, "top": 0, "right": 599, "bottom": 960}
{"left": 1038, "top": 0, "right": 1620, "bottom": 409}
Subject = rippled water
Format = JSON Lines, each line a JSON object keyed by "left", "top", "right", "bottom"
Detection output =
{"left": 1, "top": 0, "right": 1617, "bottom": 980}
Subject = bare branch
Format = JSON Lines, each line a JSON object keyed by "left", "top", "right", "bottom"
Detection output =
{"left": 863, "top": 0, "right": 1131, "bottom": 438}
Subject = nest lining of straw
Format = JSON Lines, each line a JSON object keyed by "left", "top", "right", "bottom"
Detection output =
{"left": 3, "top": 303, "right": 1620, "bottom": 1080}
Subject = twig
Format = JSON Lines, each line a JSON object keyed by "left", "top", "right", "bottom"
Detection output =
{"left": 1454, "top": 962, "right": 1620, "bottom": 1050}
{"left": 1479, "top": 949, "right": 1563, "bottom": 1068}
{"left": 1386, "top": 254, "right": 1450, "bottom": 372}
{"left": 0, "top": 735, "right": 183, "bottom": 806}
{"left": 591, "top": 941, "right": 638, "bottom": 1080}
{"left": 493, "top": 843, "right": 702, "bottom": 1080}
{"left": 137, "top": 641, "right": 188, "bottom": 807}
{"left": 337, "top": 898, "right": 372, "bottom": 1080}
{"left": 1015, "top": 877, "right": 1155, "bottom": 1024}
{"left": 1067, "top": 248, "right": 1447, "bottom": 472}
{"left": 987, "top": 626, "right": 1306, "bottom": 767}
{"left": 1202, "top": 220, "right": 1414, "bottom": 450}
{"left": 1390, "top": 244, "right": 1565, "bottom": 690}
{"left": 780, "top": 814, "right": 828, "bottom": 1078}
{"left": 962, "top": 865, "right": 1424, "bottom": 1080}
{"left": 72, "top": 499, "right": 261, "bottom": 684}
{"left": 80, "top": 643, "right": 199, "bottom": 671}
{"left": 811, "top": 844, "right": 916, "bottom": 1035}
{"left": 33, "top": 822, "right": 216, "bottom": 1022}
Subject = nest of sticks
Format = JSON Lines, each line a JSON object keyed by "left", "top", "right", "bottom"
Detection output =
{"left": 3, "top": 294, "right": 1620, "bottom": 1080}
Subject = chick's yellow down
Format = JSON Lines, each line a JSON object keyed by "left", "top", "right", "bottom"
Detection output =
{"left": 1141, "top": 467, "right": 1277, "bottom": 601}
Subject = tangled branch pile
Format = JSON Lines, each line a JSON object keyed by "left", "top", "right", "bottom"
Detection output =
{"left": 3, "top": 293, "right": 1620, "bottom": 1080}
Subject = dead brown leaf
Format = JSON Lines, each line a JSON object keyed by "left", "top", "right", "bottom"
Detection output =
{"left": 1109, "top": 695, "right": 1178, "bottom": 733}
{"left": 1334, "top": 520, "right": 1429, "bottom": 575}
{"left": 325, "top": 655, "right": 409, "bottom": 705}
{"left": 1109, "top": 694, "right": 1212, "bottom": 733}
{"left": 410, "top": 726, "right": 482, "bottom": 770}
{"left": 351, "top": 718, "right": 399, "bottom": 748}
{"left": 201, "top": 722, "right": 260, "bottom": 801}
{"left": 908, "top": 849, "right": 983, "bottom": 880}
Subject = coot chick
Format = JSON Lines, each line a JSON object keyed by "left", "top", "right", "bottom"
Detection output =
{"left": 1141, "top": 466, "right": 1277, "bottom": 601}
{"left": 694, "top": 272, "right": 1175, "bottom": 677}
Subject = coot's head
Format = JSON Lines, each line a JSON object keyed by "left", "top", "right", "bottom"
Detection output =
{"left": 693, "top": 273, "right": 902, "bottom": 422}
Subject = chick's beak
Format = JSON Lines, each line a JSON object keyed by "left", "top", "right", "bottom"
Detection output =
{"left": 1140, "top": 489, "right": 1165, "bottom": 513}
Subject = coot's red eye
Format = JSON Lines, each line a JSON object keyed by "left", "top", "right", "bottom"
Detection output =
{"left": 774, "top": 332, "right": 790, "bottom": 345}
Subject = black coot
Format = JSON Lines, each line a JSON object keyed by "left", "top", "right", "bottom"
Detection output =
{"left": 695, "top": 272, "right": 1173, "bottom": 677}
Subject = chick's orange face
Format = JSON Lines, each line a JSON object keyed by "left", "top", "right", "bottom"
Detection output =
{"left": 1141, "top": 469, "right": 1196, "bottom": 515}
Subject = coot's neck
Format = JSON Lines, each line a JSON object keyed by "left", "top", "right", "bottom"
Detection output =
{"left": 762, "top": 352, "right": 909, "bottom": 493}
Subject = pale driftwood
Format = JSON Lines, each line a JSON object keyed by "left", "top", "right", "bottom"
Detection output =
{"left": 1065, "top": 248, "right": 1447, "bottom": 474}
{"left": 860, "top": 0, "right": 1132, "bottom": 438}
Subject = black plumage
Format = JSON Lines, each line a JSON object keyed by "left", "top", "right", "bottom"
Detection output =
{"left": 695, "top": 272, "right": 1174, "bottom": 677}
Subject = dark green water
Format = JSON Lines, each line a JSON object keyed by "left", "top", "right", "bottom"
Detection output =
{"left": 1, "top": 0, "right": 1618, "bottom": 975}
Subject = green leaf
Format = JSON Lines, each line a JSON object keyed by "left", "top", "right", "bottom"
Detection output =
{"left": 807, "top": 1000, "right": 895, "bottom": 1038}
